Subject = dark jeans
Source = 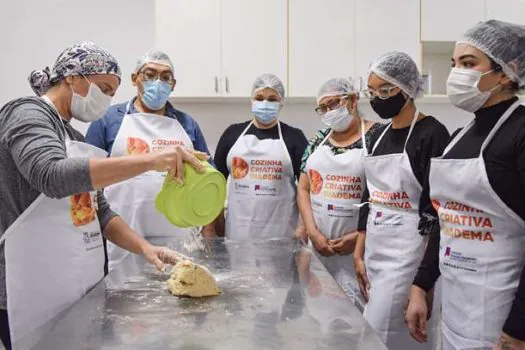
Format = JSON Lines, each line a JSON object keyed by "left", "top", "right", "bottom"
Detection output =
{"left": 0, "top": 309, "right": 11, "bottom": 350}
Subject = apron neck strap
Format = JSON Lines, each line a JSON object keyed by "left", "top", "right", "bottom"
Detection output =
{"left": 371, "top": 109, "right": 418, "bottom": 155}
{"left": 479, "top": 99, "right": 522, "bottom": 156}
{"left": 241, "top": 120, "right": 255, "bottom": 137}
{"left": 403, "top": 108, "right": 419, "bottom": 150}
{"left": 242, "top": 120, "right": 282, "bottom": 139}
{"left": 360, "top": 118, "right": 368, "bottom": 156}
{"left": 276, "top": 120, "right": 283, "bottom": 140}
{"left": 320, "top": 130, "right": 333, "bottom": 146}
{"left": 41, "top": 95, "right": 69, "bottom": 141}
{"left": 443, "top": 99, "right": 523, "bottom": 157}
{"left": 371, "top": 122, "right": 391, "bottom": 154}
{"left": 442, "top": 118, "right": 475, "bottom": 156}
{"left": 125, "top": 99, "right": 135, "bottom": 115}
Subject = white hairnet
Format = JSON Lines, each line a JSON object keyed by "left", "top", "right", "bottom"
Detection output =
{"left": 317, "top": 77, "right": 355, "bottom": 104}
{"left": 251, "top": 73, "right": 285, "bottom": 99}
{"left": 369, "top": 51, "right": 423, "bottom": 98}
{"left": 135, "top": 50, "right": 174, "bottom": 73}
{"left": 458, "top": 19, "right": 525, "bottom": 86}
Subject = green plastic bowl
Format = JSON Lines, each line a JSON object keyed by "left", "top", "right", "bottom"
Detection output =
{"left": 156, "top": 161, "right": 226, "bottom": 227}
{"left": 156, "top": 186, "right": 192, "bottom": 227}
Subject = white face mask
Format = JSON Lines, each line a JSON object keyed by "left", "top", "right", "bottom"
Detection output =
{"left": 70, "top": 76, "right": 112, "bottom": 122}
{"left": 446, "top": 68, "right": 500, "bottom": 113}
{"left": 322, "top": 105, "right": 352, "bottom": 132}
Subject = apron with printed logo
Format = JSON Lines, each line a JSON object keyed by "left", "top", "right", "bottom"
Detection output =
{"left": 304, "top": 120, "right": 367, "bottom": 309}
{"left": 225, "top": 121, "right": 299, "bottom": 240}
{"left": 363, "top": 111, "right": 438, "bottom": 350}
{"left": 3, "top": 105, "right": 106, "bottom": 349}
{"left": 430, "top": 99, "right": 525, "bottom": 350}
{"left": 104, "top": 100, "right": 193, "bottom": 270}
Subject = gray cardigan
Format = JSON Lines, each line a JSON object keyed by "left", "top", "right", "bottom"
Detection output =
{"left": 0, "top": 97, "right": 117, "bottom": 309}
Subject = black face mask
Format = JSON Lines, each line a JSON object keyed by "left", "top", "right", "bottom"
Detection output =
{"left": 370, "top": 91, "right": 408, "bottom": 119}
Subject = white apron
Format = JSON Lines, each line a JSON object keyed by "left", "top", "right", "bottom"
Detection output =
{"left": 225, "top": 121, "right": 299, "bottom": 240}
{"left": 304, "top": 120, "right": 367, "bottom": 309}
{"left": 3, "top": 112, "right": 106, "bottom": 349}
{"left": 430, "top": 99, "right": 525, "bottom": 350}
{"left": 363, "top": 111, "right": 437, "bottom": 350}
{"left": 104, "top": 100, "right": 193, "bottom": 270}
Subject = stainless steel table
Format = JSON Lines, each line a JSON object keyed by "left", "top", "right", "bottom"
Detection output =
{"left": 31, "top": 238, "right": 386, "bottom": 349}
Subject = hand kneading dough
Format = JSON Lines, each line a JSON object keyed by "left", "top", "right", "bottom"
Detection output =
{"left": 167, "top": 260, "right": 221, "bottom": 297}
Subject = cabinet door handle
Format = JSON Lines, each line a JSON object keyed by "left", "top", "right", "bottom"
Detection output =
{"left": 214, "top": 77, "right": 219, "bottom": 93}
{"left": 225, "top": 77, "right": 230, "bottom": 93}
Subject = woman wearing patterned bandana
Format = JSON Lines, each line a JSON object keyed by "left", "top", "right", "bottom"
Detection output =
{"left": 0, "top": 42, "right": 202, "bottom": 350}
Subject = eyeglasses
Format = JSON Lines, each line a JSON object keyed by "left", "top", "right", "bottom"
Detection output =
{"left": 138, "top": 69, "right": 175, "bottom": 84}
{"left": 315, "top": 96, "right": 349, "bottom": 115}
{"left": 362, "top": 85, "right": 400, "bottom": 100}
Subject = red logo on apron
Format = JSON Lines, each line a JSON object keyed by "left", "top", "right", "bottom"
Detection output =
{"left": 70, "top": 193, "right": 96, "bottom": 227}
{"left": 308, "top": 169, "right": 324, "bottom": 194}
{"left": 127, "top": 137, "right": 150, "bottom": 155}
{"left": 232, "top": 156, "right": 249, "bottom": 179}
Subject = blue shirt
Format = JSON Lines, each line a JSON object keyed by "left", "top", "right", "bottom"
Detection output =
{"left": 86, "top": 98, "right": 214, "bottom": 165}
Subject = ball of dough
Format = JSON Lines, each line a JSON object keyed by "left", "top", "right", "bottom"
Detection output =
{"left": 167, "top": 260, "right": 221, "bottom": 297}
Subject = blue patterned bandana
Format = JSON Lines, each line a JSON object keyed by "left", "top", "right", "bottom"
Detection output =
{"left": 29, "top": 41, "right": 121, "bottom": 96}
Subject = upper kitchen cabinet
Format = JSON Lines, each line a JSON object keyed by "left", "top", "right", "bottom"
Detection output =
{"left": 354, "top": 0, "right": 420, "bottom": 85}
{"left": 485, "top": 0, "right": 525, "bottom": 25}
{"left": 421, "top": 0, "right": 484, "bottom": 42}
{"left": 156, "top": 0, "right": 222, "bottom": 97}
{"left": 288, "top": 0, "right": 356, "bottom": 97}
{"left": 221, "top": 0, "right": 287, "bottom": 97}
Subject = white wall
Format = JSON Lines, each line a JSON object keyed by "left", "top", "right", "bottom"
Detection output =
{"left": 423, "top": 54, "right": 453, "bottom": 95}
{"left": 2, "top": 0, "right": 473, "bottom": 152}
{"left": 0, "top": 0, "right": 155, "bottom": 105}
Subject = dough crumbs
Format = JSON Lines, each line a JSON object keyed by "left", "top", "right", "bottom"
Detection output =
{"left": 167, "top": 260, "right": 221, "bottom": 297}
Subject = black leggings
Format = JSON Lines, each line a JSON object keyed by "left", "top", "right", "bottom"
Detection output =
{"left": 0, "top": 309, "right": 11, "bottom": 350}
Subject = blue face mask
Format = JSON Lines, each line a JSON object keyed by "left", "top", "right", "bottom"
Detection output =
{"left": 141, "top": 80, "right": 172, "bottom": 110}
{"left": 252, "top": 100, "right": 280, "bottom": 124}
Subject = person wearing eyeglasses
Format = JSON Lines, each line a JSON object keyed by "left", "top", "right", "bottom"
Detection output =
{"left": 213, "top": 74, "right": 308, "bottom": 240}
{"left": 297, "top": 78, "right": 381, "bottom": 306}
{"left": 355, "top": 52, "right": 450, "bottom": 350}
{"left": 406, "top": 20, "right": 525, "bottom": 350}
{"left": 86, "top": 50, "right": 214, "bottom": 271}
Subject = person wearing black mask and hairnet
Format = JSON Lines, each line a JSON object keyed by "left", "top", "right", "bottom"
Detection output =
{"left": 353, "top": 51, "right": 449, "bottom": 350}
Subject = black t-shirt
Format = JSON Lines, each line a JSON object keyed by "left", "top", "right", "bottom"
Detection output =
{"left": 214, "top": 121, "right": 308, "bottom": 180}
{"left": 413, "top": 97, "right": 525, "bottom": 340}
{"left": 359, "top": 116, "right": 451, "bottom": 230}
